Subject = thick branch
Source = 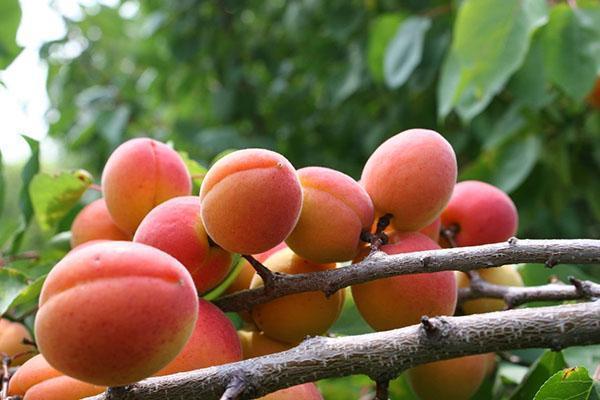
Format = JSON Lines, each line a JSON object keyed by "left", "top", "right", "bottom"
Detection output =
{"left": 88, "top": 301, "right": 600, "bottom": 400}
{"left": 215, "top": 239, "right": 600, "bottom": 312}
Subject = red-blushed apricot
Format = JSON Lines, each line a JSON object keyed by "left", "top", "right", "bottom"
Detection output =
{"left": 440, "top": 180, "right": 518, "bottom": 247}
{"left": 361, "top": 129, "right": 457, "bottom": 232}
{"left": 200, "top": 149, "right": 302, "bottom": 254}
{"left": 35, "top": 241, "right": 199, "bottom": 386}
{"left": 456, "top": 265, "right": 524, "bottom": 314}
{"left": 225, "top": 242, "right": 288, "bottom": 295}
{"left": 419, "top": 217, "right": 441, "bottom": 242}
{"left": 484, "top": 352, "right": 497, "bottom": 376}
{"left": 238, "top": 329, "right": 292, "bottom": 359}
{"left": 258, "top": 383, "right": 323, "bottom": 400}
{"left": 70, "top": 198, "right": 130, "bottom": 247}
{"left": 101, "top": 138, "right": 192, "bottom": 235}
{"left": 134, "top": 196, "right": 232, "bottom": 294}
{"left": 0, "top": 319, "right": 35, "bottom": 366}
{"left": 250, "top": 248, "right": 344, "bottom": 344}
{"left": 8, "top": 354, "right": 105, "bottom": 400}
{"left": 157, "top": 299, "right": 241, "bottom": 376}
{"left": 407, "top": 354, "right": 488, "bottom": 400}
{"left": 285, "top": 167, "right": 374, "bottom": 263}
{"left": 351, "top": 232, "right": 457, "bottom": 331}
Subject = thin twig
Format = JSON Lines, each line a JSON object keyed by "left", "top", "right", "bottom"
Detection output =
{"left": 241, "top": 255, "right": 277, "bottom": 292}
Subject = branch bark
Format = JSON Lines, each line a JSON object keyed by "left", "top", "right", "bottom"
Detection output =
{"left": 88, "top": 301, "right": 600, "bottom": 400}
{"left": 215, "top": 238, "right": 600, "bottom": 312}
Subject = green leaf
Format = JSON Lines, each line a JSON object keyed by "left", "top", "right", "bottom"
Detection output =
{"left": 437, "top": 0, "right": 548, "bottom": 120}
{"left": 98, "top": 105, "right": 130, "bottom": 148}
{"left": 533, "top": 367, "right": 593, "bottom": 400}
{"left": 178, "top": 151, "right": 208, "bottom": 192}
{"left": 509, "top": 350, "right": 568, "bottom": 400}
{"left": 0, "top": 148, "right": 4, "bottom": 217}
{"left": 383, "top": 16, "right": 431, "bottom": 89}
{"left": 29, "top": 170, "right": 93, "bottom": 232}
{"left": 0, "top": 269, "right": 29, "bottom": 316}
{"left": 8, "top": 275, "right": 45, "bottom": 318}
{"left": 0, "top": 0, "right": 22, "bottom": 69}
{"left": 543, "top": 4, "right": 600, "bottom": 101}
{"left": 367, "top": 13, "right": 405, "bottom": 82}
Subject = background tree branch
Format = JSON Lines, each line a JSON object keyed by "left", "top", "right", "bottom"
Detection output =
{"left": 215, "top": 238, "right": 600, "bottom": 312}
{"left": 88, "top": 301, "right": 600, "bottom": 400}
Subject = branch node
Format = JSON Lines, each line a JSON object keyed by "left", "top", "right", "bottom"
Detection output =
{"left": 508, "top": 237, "right": 519, "bottom": 246}
{"left": 569, "top": 276, "right": 592, "bottom": 298}
{"left": 242, "top": 255, "right": 276, "bottom": 292}
{"left": 545, "top": 255, "right": 559, "bottom": 269}
{"left": 220, "top": 375, "right": 247, "bottom": 400}
{"left": 420, "top": 316, "right": 438, "bottom": 334}
{"left": 374, "top": 379, "right": 389, "bottom": 400}
{"left": 106, "top": 385, "right": 132, "bottom": 399}
{"left": 421, "top": 256, "right": 432, "bottom": 268}
{"left": 550, "top": 339, "right": 563, "bottom": 352}
{"left": 375, "top": 214, "right": 392, "bottom": 235}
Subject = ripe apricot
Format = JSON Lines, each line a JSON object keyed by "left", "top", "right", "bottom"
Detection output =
{"left": 238, "top": 329, "right": 292, "bottom": 359}
{"left": 407, "top": 354, "right": 488, "bottom": 400}
{"left": 351, "top": 232, "right": 457, "bottom": 331}
{"left": 35, "top": 241, "right": 199, "bottom": 386}
{"left": 200, "top": 149, "right": 302, "bottom": 254}
{"left": 259, "top": 383, "right": 323, "bottom": 399}
{"left": 8, "top": 354, "right": 105, "bottom": 400}
{"left": 134, "top": 196, "right": 232, "bottom": 294}
{"left": 0, "top": 319, "right": 35, "bottom": 366}
{"left": 250, "top": 248, "right": 344, "bottom": 344}
{"left": 361, "top": 129, "right": 457, "bottom": 232}
{"left": 441, "top": 180, "right": 518, "bottom": 247}
{"left": 101, "top": 138, "right": 192, "bottom": 235}
{"left": 456, "top": 265, "right": 524, "bottom": 314}
{"left": 70, "top": 198, "right": 130, "bottom": 247}
{"left": 157, "top": 299, "right": 242, "bottom": 376}
{"left": 419, "top": 217, "right": 441, "bottom": 242}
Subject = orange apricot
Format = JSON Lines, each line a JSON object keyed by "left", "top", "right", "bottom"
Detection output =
{"left": 361, "top": 129, "right": 457, "bottom": 232}
{"left": 134, "top": 196, "right": 232, "bottom": 294}
{"left": 407, "top": 354, "right": 488, "bottom": 400}
{"left": 259, "top": 383, "right": 323, "bottom": 399}
{"left": 157, "top": 299, "right": 242, "bottom": 376}
{"left": 238, "top": 330, "right": 292, "bottom": 359}
{"left": 0, "top": 319, "right": 35, "bottom": 366}
{"left": 440, "top": 180, "right": 518, "bottom": 247}
{"left": 285, "top": 167, "right": 374, "bottom": 263}
{"left": 351, "top": 232, "right": 457, "bottom": 331}
{"left": 101, "top": 138, "right": 192, "bottom": 235}
{"left": 35, "top": 241, "right": 199, "bottom": 386}
{"left": 419, "top": 217, "right": 441, "bottom": 242}
{"left": 250, "top": 248, "right": 344, "bottom": 344}
{"left": 70, "top": 198, "right": 130, "bottom": 247}
{"left": 200, "top": 149, "right": 302, "bottom": 254}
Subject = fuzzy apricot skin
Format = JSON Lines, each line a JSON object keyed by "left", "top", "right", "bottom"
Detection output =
{"left": 440, "top": 180, "right": 518, "bottom": 247}
{"left": 456, "top": 265, "right": 524, "bottom": 314}
{"left": 134, "top": 196, "right": 232, "bottom": 294}
{"left": 285, "top": 167, "right": 374, "bottom": 263}
{"left": 351, "top": 232, "right": 457, "bottom": 331}
{"left": 157, "top": 299, "right": 242, "bottom": 376}
{"left": 8, "top": 354, "right": 105, "bottom": 400}
{"left": 0, "top": 319, "right": 35, "bottom": 366}
{"left": 250, "top": 248, "right": 344, "bottom": 344}
{"left": 70, "top": 198, "right": 130, "bottom": 247}
{"left": 101, "top": 138, "right": 192, "bottom": 235}
{"left": 238, "top": 330, "right": 292, "bottom": 359}
{"left": 200, "top": 149, "right": 302, "bottom": 255}
{"left": 407, "top": 354, "right": 488, "bottom": 400}
{"left": 259, "top": 383, "right": 324, "bottom": 400}
{"left": 34, "top": 241, "right": 199, "bottom": 386}
{"left": 361, "top": 129, "right": 457, "bottom": 232}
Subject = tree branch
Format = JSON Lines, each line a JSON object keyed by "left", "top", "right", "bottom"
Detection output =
{"left": 215, "top": 239, "right": 600, "bottom": 312}
{"left": 87, "top": 301, "right": 600, "bottom": 400}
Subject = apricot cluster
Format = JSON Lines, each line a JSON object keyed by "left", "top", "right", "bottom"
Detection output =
{"left": 22, "top": 128, "right": 521, "bottom": 399}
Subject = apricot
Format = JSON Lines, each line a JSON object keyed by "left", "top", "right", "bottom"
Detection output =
{"left": 134, "top": 196, "right": 232, "bottom": 294}
{"left": 440, "top": 180, "right": 518, "bottom": 247}
{"left": 419, "top": 217, "right": 441, "bottom": 242}
{"left": 226, "top": 242, "right": 288, "bottom": 295}
{"left": 238, "top": 329, "right": 292, "bottom": 359}
{"left": 484, "top": 352, "right": 497, "bottom": 376}
{"left": 250, "top": 248, "right": 344, "bottom": 344}
{"left": 285, "top": 167, "right": 374, "bottom": 263}
{"left": 101, "top": 138, "right": 192, "bottom": 235}
{"left": 70, "top": 198, "right": 130, "bottom": 247}
{"left": 9, "top": 354, "right": 105, "bottom": 400}
{"left": 0, "top": 319, "right": 35, "bottom": 366}
{"left": 407, "top": 354, "right": 488, "bottom": 400}
{"left": 361, "top": 129, "right": 457, "bottom": 232}
{"left": 157, "top": 299, "right": 242, "bottom": 376}
{"left": 351, "top": 232, "right": 457, "bottom": 331}
{"left": 34, "top": 241, "right": 199, "bottom": 386}
{"left": 456, "top": 265, "right": 524, "bottom": 314}
{"left": 259, "top": 383, "right": 323, "bottom": 399}
{"left": 200, "top": 149, "right": 302, "bottom": 254}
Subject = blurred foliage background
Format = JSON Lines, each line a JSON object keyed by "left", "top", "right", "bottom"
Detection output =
{"left": 1, "top": 0, "right": 600, "bottom": 399}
